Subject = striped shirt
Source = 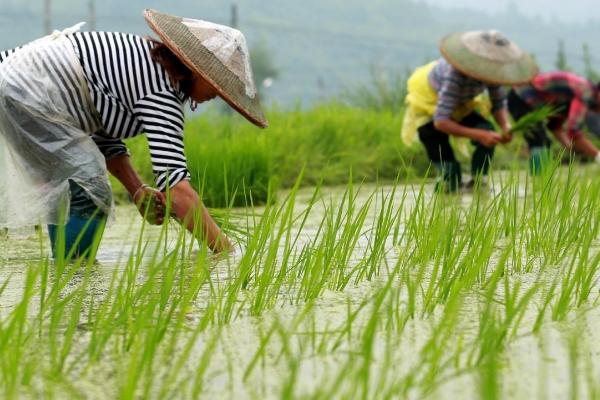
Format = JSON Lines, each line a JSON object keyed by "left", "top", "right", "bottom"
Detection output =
{"left": 0, "top": 32, "right": 190, "bottom": 191}
{"left": 515, "top": 71, "right": 597, "bottom": 139}
{"left": 0, "top": 39, "right": 100, "bottom": 135}
{"left": 429, "top": 58, "right": 506, "bottom": 121}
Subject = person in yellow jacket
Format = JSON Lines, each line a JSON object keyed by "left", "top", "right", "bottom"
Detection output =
{"left": 401, "top": 31, "right": 538, "bottom": 192}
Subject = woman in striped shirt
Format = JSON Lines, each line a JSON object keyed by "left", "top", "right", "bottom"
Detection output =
{"left": 401, "top": 30, "right": 537, "bottom": 192}
{"left": 0, "top": 10, "right": 267, "bottom": 256}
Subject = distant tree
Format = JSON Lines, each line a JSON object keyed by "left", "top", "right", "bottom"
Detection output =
{"left": 582, "top": 43, "right": 600, "bottom": 82}
{"left": 555, "top": 40, "right": 572, "bottom": 72}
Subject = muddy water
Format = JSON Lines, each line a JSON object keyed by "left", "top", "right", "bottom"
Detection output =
{"left": 1, "top": 181, "right": 600, "bottom": 399}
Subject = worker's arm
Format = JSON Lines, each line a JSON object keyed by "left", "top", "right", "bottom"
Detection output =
{"left": 434, "top": 72, "right": 504, "bottom": 148}
{"left": 106, "top": 154, "right": 166, "bottom": 225}
{"left": 493, "top": 108, "right": 512, "bottom": 143}
{"left": 434, "top": 118, "right": 503, "bottom": 148}
{"left": 571, "top": 135, "right": 600, "bottom": 159}
{"left": 167, "top": 180, "right": 233, "bottom": 253}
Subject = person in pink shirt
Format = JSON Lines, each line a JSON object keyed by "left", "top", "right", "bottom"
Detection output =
{"left": 508, "top": 71, "right": 600, "bottom": 172}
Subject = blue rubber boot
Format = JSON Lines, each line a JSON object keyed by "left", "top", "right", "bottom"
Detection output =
{"left": 47, "top": 181, "right": 106, "bottom": 261}
{"left": 529, "top": 147, "right": 550, "bottom": 175}
{"left": 48, "top": 214, "right": 105, "bottom": 260}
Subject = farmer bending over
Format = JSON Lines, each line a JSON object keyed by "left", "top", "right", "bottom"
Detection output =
{"left": 0, "top": 9, "right": 267, "bottom": 258}
{"left": 401, "top": 30, "right": 537, "bottom": 192}
{"left": 508, "top": 71, "right": 600, "bottom": 173}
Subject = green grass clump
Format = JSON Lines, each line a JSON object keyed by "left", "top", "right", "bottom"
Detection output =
{"left": 509, "top": 105, "right": 561, "bottom": 137}
{"left": 6, "top": 162, "right": 600, "bottom": 398}
{"left": 114, "top": 103, "right": 429, "bottom": 207}
{"left": 113, "top": 103, "right": 574, "bottom": 209}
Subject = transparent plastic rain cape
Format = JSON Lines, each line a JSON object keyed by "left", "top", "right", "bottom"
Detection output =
{"left": 0, "top": 24, "right": 113, "bottom": 228}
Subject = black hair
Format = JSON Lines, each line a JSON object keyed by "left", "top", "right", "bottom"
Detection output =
{"left": 147, "top": 38, "right": 194, "bottom": 99}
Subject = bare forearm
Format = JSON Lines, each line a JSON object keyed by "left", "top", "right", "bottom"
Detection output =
{"left": 493, "top": 108, "right": 510, "bottom": 134}
{"left": 434, "top": 119, "right": 481, "bottom": 140}
{"left": 434, "top": 117, "right": 503, "bottom": 148}
{"left": 572, "top": 136, "right": 599, "bottom": 158}
{"left": 106, "top": 154, "right": 144, "bottom": 196}
{"left": 169, "top": 181, "right": 232, "bottom": 253}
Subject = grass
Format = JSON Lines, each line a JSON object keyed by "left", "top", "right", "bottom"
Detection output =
{"left": 4, "top": 157, "right": 600, "bottom": 398}
{"left": 116, "top": 102, "right": 582, "bottom": 211}
{"left": 509, "top": 105, "right": 561, "bottom": 137}
{"left": 114, "top": 103, "right": 431, "bottom": 208}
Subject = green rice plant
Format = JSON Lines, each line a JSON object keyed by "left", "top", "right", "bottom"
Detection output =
{"left": 7, "top": 155, "right": 600, "bottom": 398}
{"left": 509, "top": 105, "right": 561, "bottom": 137}
{"left": 185, "top": 117, "right": 273, "bottom": 208}
{"left": 0, "top": 266, "right": 38, "bottom": 398}
{"left": 294, "top": 184, "right": 376, "bottom": 301}
{"left": 416, "top": 290, "right": 465, "bottom": 394}
{"left": 359, "top": 184, "right": 404, "bottom": 282}
{"left": 116, "top": 103, "right": 429, "bottom": 208}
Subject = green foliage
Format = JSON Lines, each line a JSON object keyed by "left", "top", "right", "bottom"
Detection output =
{"left": 116, "top": 103, "right": 542, "bottom": 209}
{"left": 262, "top": 103, "right": 422, "bottom": 187}
{"left": 6, "top": 164, "right": 600, "bottom": 397}
{"left": 341, "top": 66, "right": 408, "bottom": 112}
{"left": 555, "top": 40, "right": 572, "bottom": 71}
{"left": 184, "top": 116, "right": 272, "bottom": 208}
{"left": 118, "top": 103, "right": 429, "bottom": 207}
{"left": 582, "top": 43, "right": 600, "bottom": 82}
{"left": 509, "top": 105, "right": 561, "bottom": 137}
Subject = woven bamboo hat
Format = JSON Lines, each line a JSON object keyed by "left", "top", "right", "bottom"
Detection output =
{"left": 144, "top": 9, "right": 267, "bottom": 128}
{"left": 439, "top": 30, "right": 538, "bottom": 85}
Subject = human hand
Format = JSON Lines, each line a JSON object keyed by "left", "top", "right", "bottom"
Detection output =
{"left": 133, "top": 184, "right": 166, "bottom": 225}
{"left": 208, "top": 242, "right": 239, "bottom": 262}
{"left": 475, "top": 130, "right": 503, "bottom": 148}
{"left": 499, "top": 134, "right": 513, "bottom": 144}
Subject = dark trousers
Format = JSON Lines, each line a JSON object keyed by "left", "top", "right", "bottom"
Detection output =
{"left": 418, "top": 112, "right": 496, "bottom": 184}
{"left": 507, "top": 90, "right": 552, "bottom": 148}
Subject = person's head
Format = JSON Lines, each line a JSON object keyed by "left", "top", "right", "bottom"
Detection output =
{"left": 439, "top": 30, "right": 538, "bottom": 86}
{"left": 144, "top": 9, "right": 267, "bottom": 128}
{"left": 149, "top": 39, "right": 218, "bottom": 104}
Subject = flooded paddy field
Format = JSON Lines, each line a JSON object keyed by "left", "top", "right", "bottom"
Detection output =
{"left": 2, "top": 167, "right": 600, "bottom": 399}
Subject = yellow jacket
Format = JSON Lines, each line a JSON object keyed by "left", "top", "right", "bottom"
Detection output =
{"left": 401, "top": 61, "right": 492, "bottom": 148}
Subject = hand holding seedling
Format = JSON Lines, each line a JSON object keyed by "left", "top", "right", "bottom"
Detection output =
{"left": 133, "top": 185, "right": 166, "bottom": 225}
{"left": 475, "top": 129, "right": 503, "bottom": 148}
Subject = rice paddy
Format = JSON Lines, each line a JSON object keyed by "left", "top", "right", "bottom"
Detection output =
{"left": 3, "top": 157, "right": 600, "bottom": 399}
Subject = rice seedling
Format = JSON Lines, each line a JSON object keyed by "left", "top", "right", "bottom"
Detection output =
{"left": 5, "top": 153, "right": 600, "bottom": 399}
{"left": 509, "top": 105, "right": 561, "bottom": 137}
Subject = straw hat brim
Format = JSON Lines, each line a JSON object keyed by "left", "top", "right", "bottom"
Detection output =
{"left": 144, "top": 9, "right": 268, "bottom": 128}
{"left": 440, "top": 32, "right": 538, "bottom": 86}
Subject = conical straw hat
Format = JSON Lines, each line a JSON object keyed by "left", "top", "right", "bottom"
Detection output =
{"left": 144, "top": 9, "right": 268, "bottom": 128}
{"left": 439, "top": 30, "right": 538, "bottom": 85}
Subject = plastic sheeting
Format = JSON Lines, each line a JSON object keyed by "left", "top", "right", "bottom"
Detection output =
{"left": 0, "top": 27, "right": 113, "bottom": 228}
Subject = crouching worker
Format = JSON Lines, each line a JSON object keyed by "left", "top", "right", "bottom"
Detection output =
{"left": 0, "top": 9, "right": 268, "bottom": 259}
{"left": 401, "top": 30, "right": 537, "bottom": 192}
{"left": 508, "top": 71, "right": 600, "bottom": 173}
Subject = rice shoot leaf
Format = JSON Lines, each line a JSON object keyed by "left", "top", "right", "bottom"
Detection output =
{"left": 509, "top": 105, "right": 561, "bottom": 136}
